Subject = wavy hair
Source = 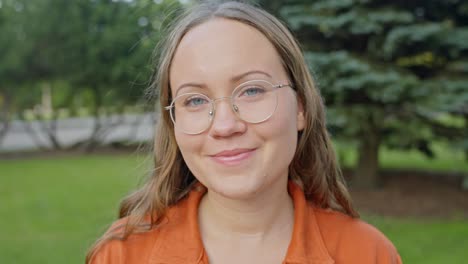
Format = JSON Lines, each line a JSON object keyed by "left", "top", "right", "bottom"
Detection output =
{"left": 86, "top": 1, "right": 358, "bottom": 262}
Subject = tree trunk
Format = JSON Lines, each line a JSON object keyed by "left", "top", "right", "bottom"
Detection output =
{"left": 84, "top": 86, "right": 104, "bottom": 152}
{"left": 0, "top": 90, "right": 11, "bottom": 146}
{"left": 0, "top": 119, "right": 9, "bottom": 146}
{"left": 354, "top": 130, "right": 381, "bottom": 189}
{"left": 38, "top": 83, "right": 63, "bottom": 150}
{"left": 353, "top": 111, "right": 382, "bottom": 189}
{"left": 465, "top": 115, "right": 468, "bottom": 162}
{"left": 22, "top": 121, "right": 48, "bottom": 151}
{"left": 87, "top": 113, "right": 124, "bottom": 152}
{"left": 40, "top": 117, "right": 62, "bottom": 150}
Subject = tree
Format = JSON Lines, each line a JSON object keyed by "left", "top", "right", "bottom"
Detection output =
{"left": 278, "top": 0, "right": 468, "bottom": 188}
{"left": 66, "top": 0, "right": 180, "bottom": 150}
{"left": 0, "top": 0, "right": 180, "bottom": 150}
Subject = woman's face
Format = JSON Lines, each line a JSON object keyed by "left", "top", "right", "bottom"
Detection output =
{"left": 169, "top": 18, "right": 305, "bottom": 200}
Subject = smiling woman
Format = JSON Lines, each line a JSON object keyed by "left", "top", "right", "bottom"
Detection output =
{"left": 170, "top": 18, "right": 304, "bottom": 203}
{"left": 86, "top": 1, "right": 402, "bottom": 264}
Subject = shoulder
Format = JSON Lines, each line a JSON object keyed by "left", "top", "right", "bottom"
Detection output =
{"left": 88, "top": 193, "right": 198, "bottom": 264}
{"left": 312, "top": 207, "right": 402, "bottom": 264}
{"left": 88, "top": 216, "right": 161, "bottom": 264}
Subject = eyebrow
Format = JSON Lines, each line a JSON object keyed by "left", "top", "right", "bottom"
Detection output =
{"left": 230, "top": 70, "right": 272, "bottom": 83}
{"left": 174, "top": 70, "right": 272, "bottom": 96}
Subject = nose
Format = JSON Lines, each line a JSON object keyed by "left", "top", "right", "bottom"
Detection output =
{"left": 208, "top": 98, "right": 246, "bottom": 137}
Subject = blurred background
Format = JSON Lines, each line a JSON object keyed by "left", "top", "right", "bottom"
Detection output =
{"left": 0, "top": 0, "right": 467, "bottom": 263}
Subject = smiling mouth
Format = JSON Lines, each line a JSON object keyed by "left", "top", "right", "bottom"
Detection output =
{"left": 210, "top": 148, "right": 256, "bottom": 165}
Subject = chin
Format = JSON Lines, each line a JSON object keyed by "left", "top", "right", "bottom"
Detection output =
{"left": 204, "top": 173, "right": 272, "bottom": 200}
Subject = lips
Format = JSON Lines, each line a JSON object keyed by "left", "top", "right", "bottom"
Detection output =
{"left": 212, "top": 148, "right": 254, "bottom": 157}
{"left": 210, "top": 148, "right": 256, "bottom": 165}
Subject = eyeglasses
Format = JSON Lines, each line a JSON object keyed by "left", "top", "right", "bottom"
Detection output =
{"left": 165, "top": 80, "right": 292, "bottom": 135}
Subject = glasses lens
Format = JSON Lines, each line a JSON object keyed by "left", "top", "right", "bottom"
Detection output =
{"left": 171, "top": 93, "right": 212, "bottom": 134}
{"left": 233, "top": 80, "right": 278, "bottom": 123}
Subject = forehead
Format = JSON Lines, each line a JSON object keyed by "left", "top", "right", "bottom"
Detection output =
{"left": 169, "top": 18, "right": 287, "bottom": 94}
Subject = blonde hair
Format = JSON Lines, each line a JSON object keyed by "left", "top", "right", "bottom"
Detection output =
{"left": 86, "top": 1, "right": 357, "bottom": 262}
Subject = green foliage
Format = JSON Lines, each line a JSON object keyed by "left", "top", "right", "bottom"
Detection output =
{"left": 305, "top": 51, "right": 422, "bottom": 103}
{"left": 278, "top": 0, "right": 468, "bottom": 176}
{"left": 286, "top": 5, "right": 414, "bottom": 36}
{"left": 0, "top": 0, "right": 34, "bottom": 108}
{"left": 0, "top": 0, "right": 182, "bottom": 115}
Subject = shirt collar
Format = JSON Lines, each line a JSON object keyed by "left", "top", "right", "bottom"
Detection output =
{"left": 283, "top": 181, "right": 334, "bottom": 264}
{"left": 150, "top": 182, "right": 334, "bottom": 264}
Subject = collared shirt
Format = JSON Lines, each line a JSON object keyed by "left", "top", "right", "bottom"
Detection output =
{"left": 90, "top": 182, "right": 402, "bottom": 264}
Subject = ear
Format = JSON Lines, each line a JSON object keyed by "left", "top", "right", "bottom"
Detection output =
{"left": 296, "top": 97, "right": 305, "bottom": 131}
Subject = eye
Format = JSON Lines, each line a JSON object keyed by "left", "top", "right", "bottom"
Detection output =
{"left": 183, "top": 95, "right": 209, "bottom": 107}
{"left": 239, "top": 86, "right": 266, "bottom": 97}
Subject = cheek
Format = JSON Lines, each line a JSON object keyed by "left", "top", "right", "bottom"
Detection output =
{"left": 271, "top": 93, "right": 300, "bottom": 135}
{"left": 174, "top": 131, "right": 202, "bottom": 161}
{"left": 257, "top": 95, "right": 300, "bottom": 156}
{"left": 174, "top": 131, "right": 209, "bottom": 183}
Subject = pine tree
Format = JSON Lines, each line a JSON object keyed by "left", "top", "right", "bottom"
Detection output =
{"left": 277, "top": 0, "right": 468, "bottom": 188}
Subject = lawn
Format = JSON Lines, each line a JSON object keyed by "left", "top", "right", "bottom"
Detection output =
{"left": 1, "top": 151, "right": 467, "bottom": 263}
{"left": 365, "top": 215, "right": 468, "bottom": 263}
{"left": 0, "top": 154, "right": 147, "bottom": 264}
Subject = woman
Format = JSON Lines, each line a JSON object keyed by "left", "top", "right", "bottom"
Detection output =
{"left": 87, "top": 1, "right": 402, "bottom": 263}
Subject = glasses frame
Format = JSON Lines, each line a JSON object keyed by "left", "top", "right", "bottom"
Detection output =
{"left": 165, "top": 79, "right": 292, "bottom": 135}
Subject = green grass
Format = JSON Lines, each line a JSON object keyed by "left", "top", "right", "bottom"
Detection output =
{"left": 364, "top": 215, "right": 468, "bottom": 263}
{"left": 0, "top": 154, "right": 148, "bottom": 264}
{"left": 1, "top": 151, "right": 467, "bottom": 263}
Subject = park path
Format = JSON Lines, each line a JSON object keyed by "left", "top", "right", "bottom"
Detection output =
{"left": 0, "top": 113, "right": 155, "bottom": 152}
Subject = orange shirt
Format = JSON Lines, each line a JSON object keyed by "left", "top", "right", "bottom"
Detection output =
{"left": 90, "top": 182, "right": 402, "bottom": 264}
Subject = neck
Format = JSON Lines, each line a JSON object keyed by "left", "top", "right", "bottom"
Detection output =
{"left": 198, "top": 180, "right": 294, "bottom": 239}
